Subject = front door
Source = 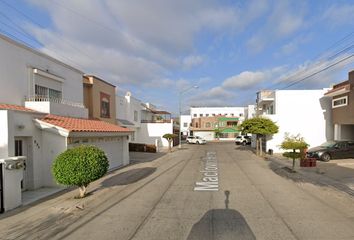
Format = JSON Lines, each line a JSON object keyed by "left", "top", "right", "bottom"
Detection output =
{"left": 14, "top": 138, "right": 28, "bottom": 191}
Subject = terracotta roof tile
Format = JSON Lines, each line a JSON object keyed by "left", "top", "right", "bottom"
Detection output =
{"left": 0, "top": 103, "right": 38, "bottom": 112}
{"left": 40, "top": 114, "right": 132, "bottom": 133}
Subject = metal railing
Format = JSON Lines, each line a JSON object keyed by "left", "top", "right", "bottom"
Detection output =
{"left": 141, "top": 119, "right": 171, "bottom": 123}
{"left": 25, "top": 95, "right": 85, "bottom": 108}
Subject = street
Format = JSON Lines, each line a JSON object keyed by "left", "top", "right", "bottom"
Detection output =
{"left": 1, "top": 142, "right": 354, "bottom": 240}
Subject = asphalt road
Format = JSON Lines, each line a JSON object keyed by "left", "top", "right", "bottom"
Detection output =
{"left": 3, "top": 142, "right": 354, "bottom": 240}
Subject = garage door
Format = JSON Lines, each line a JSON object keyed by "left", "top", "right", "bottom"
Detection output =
{"left": 94, "top": 139, "right": 124, "bottom": 170}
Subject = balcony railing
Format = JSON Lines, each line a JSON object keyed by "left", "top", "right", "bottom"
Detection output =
{"left": 25, "top": 95, "right": 85, "bottom": 108}
{"left": 141, "top": 119, "right": 171, "bottom": 123}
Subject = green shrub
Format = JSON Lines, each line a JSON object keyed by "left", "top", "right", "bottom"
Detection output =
{"left": 52, "top": 145, "right": 109, "bottom": 198}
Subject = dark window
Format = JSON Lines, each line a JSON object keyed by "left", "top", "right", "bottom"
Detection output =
{"left": 100, "top": 92, "right": 110, "bottom": 118}
{"left": 15, "top": 140, "right": 22, "bottom": 156}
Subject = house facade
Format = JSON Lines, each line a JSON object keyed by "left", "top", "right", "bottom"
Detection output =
{"left": 190, "top": 107, "right": 245, "bottom": 119}
{"left": 324, "top": 70, "right": 354, "bottom": 140}
{"left": 116, "top": 92, "right": 174, "bottom": 148}
{"left": 256, "top": 89, "right": 333, "bottom": 153}
{"left": 190, "top": 116, "right": 241, "bottom": 140}
{"left": 180, "top": 115, "right": 192, "bottom": 138}
{"left": 83, "top": 75, "right": 117, "bottom": 124}
{"left": 0, "top": 34, "right": 131, "bottom": 212}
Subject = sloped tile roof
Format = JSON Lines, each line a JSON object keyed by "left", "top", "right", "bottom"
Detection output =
{"left": 40, "top": 114, "right": 132, "bottom": 133}
{"left": 325, "top": 83, "right": 350, "bottom": 95}
{"left": 0, "top": 103, "right": 38, "bottom": 113}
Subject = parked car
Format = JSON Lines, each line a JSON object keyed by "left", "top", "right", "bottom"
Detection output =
{"left": 235, "top": 135, "right": 251, "bottom": 145}
{"left": 306, "top": 140, "right": 354, "bottom": 162}
{"left": 186, "top": 136, "right": 207, "bottom": 144}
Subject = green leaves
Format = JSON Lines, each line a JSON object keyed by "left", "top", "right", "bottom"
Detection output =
{"left": 280, "top": 133, "right": 309, "bottom": 150}
{"left": 52, "top": 145, "right": 109, "bottom": 187}
{"left": 163, "top": 133, "right": 177, "bottom": 140}
{"left": 240, "top": 117, "right": 279, "bottom": 135}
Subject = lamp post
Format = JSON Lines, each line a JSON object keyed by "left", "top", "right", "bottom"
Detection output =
{"left": 179, "top": 85, "right": 198, "bottom": 149}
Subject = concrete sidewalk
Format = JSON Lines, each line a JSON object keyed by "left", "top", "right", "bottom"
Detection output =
{"left": 267, "top": 153, "right": 354, "bottom": 196}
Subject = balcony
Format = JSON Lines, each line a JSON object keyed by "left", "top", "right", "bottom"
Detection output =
{"left": 141, "top": 119, "right": 172, "bottom": 123}
{"left": 25, "top": 96, "right": 88, "bottom": 118}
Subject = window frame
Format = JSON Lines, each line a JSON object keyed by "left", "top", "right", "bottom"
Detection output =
{"left": 332, "top": 96, "right": 348, "bottom": 108}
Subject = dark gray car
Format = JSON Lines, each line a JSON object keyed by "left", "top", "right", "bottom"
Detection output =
{"left": 306, "top": 140, "right": 354, "bottom": 162}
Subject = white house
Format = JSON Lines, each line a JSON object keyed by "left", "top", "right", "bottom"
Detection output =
{"left": 180, "top": 115, "right": 192, "bottom": 137}
{"left": 0, "top": 34, "right": 131, "bottom": 212}
{"left": 256, "top": 89, "right": 333, "bottom": 153}
{"left": 116, "top": 92, "right": 174, "bottom": 148}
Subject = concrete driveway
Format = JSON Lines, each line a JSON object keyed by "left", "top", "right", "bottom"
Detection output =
{"left": 1, "top": 142, "right": 354, "bottom": 240}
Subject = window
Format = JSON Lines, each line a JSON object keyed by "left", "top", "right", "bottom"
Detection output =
{"left": 134, "top": 110, "right": 138, "bottom": 121}
{"left": 205, "top": 122, "right": 211, "bottom": 128}
{"left": 332, "top": 96, "right": 348, "bottom": 108}
{"left": 100, "top": 92, "right": 110, "bottom": 118}
{"left": 212, "top": 114, "right": 216, "bottom": 116}
{"left": 231, "top": 113, "right": 234, "bottom": 116}
{"left": 15, "top": 140, "right": 22, "bottom": 156}
{"left": 35, "top": 84, "right": 62, "bottom": 99}
{"left": 193, "top": 114, "right": 197, "bottom": 117}
{"left": 199, "top": 114, "right": 203, "bottom": 117}
{"left": 206, "top": 114, "right": 209, "bottom": 117}
{"left": 183, "top": 123, "right": 188, "bottom": 127}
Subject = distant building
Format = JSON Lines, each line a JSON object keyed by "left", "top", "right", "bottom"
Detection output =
{"left": 190, "top": 107, "right": 245, "bottom": 119}
{"left": 116, "top": 92, "right": 174, "bottom": 148}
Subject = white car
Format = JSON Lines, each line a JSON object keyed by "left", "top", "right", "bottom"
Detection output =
{"left": 186, "top": 136, "right": 207, "bottom": 144}
{"left": 235, "top": 135, "right": 251, "bottom": 145}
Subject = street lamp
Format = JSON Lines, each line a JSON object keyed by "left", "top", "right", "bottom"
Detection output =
{"left": 179, "top": 85, "right": 198, "bottom": 149}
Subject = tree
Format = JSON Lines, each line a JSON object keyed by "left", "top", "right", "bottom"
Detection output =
{"left": 280, "top": 133, "right": 309, "bottom": 171}
{"left": 163, "top": 133, "right": 177, "bottom": 152}
{"left": 52, "top": 145, "right": 109, "bottom": 198}
{"left": 214, "top": 128, "right": 222, "bottom": 140}
{"left": 241, "top": 117, "right": 279, "bottom": 156}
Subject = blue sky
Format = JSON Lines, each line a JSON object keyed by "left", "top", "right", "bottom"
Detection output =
{"left": 1, "top": 0, "right": 354, "bottom": 114}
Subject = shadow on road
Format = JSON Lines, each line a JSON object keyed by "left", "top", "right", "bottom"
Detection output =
{"left": 101, "top": 167, "right": 156, "bottom": 187}
{"left": 129, "top": 152, "right": 166, "bottom": 165}
{"left": 187, "top": 191, "right": 255, "bottom": 240}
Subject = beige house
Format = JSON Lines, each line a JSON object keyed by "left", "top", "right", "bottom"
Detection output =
{"left": 83, "top": 75, "right": 117, "bottom": 124}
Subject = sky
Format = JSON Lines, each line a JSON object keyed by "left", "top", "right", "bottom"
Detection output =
{"left": 0, "top": 0, "right": 354, "bottom": 115}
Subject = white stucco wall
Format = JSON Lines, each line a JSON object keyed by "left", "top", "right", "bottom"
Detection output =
{"left": 116, "top": 94, "right": 142, "bottom": 128}
{"left": 25, "top": 101, "right": 88, "bottom": 118}
{"left": 190, "top": 107, "right": 245, "bottom": 118}
{"left": 0, "top": 35, "right": 84, "bottom": 107}
{"left": 0, "top": 110, "right": 9, "bottom": 159}
{"left": 2, "top": 166, "right": 23, "bottom": 211}
{"left": 180, "top": 115, "right": 191, "bottom": 135}
{"left": 264, "top": 90, "right": 333, "bottom": 153}
{"left": 41, "top": 131, "right": 67, "bottom": 187}
{"left": 137, "top": 121, "right": 173, "bottom": 147}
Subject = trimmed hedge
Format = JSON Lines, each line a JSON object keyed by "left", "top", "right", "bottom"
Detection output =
{"left": 52, "top": 145, "right": 109, "bottom": 187}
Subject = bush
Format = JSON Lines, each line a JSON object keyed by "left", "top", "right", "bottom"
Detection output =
{"left": 52, "top": 145, "right": 109, "bottom": 198}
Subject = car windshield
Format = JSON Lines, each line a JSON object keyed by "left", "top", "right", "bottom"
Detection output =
{"left": 196, "top": 136, "right": 201, "bottom": 139}
{"left": 320, "top": 141, "right": 337, "bottom": 148}
{"left": 236, "top": 136, "right": 242, "bottom": 139}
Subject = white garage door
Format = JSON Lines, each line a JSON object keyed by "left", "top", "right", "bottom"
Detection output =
{"left": 68, "top": 137, "right": 124, "bottom": 170}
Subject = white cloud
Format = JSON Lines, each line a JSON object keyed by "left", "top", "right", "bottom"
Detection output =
{"left": 247, "top": 0, "right": 307, "bottom": 54}
{"left": 222, "top": 67, "right": 286, "bottom": 90}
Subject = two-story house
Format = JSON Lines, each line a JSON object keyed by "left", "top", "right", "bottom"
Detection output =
{"left": 324, "top": 70, "right": 354, "bottom": 140}
{"left": 116, "top": 92, "right": 174, "bottom": 148}
{"left": 256, "top": 89, "right": 332, "bottom": 153}
{"left": 0, "top": 34, "right": 131, "bottom": 212}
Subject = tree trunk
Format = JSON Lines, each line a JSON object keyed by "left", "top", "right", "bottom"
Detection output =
{"left": 259, "top": 136, "right": 263, "bottom": 156}
{"left": 292, "top": 149, "right": 296, "bottom": 171}
{"left": 79, "top": 185, "right": 87, "bottom": 198}
{"left": 168, "top": 139, "right": 172, "bottom": 152}
{"left": 256, "top": 135, "right": 259, "bottom": 155}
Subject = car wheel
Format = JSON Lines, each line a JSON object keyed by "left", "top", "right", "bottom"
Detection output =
{"left": 196, "top": 141, "right": 200, "bottom": 144}
{"left": 321, "top": 153, "right": 331, "bottom": 162}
